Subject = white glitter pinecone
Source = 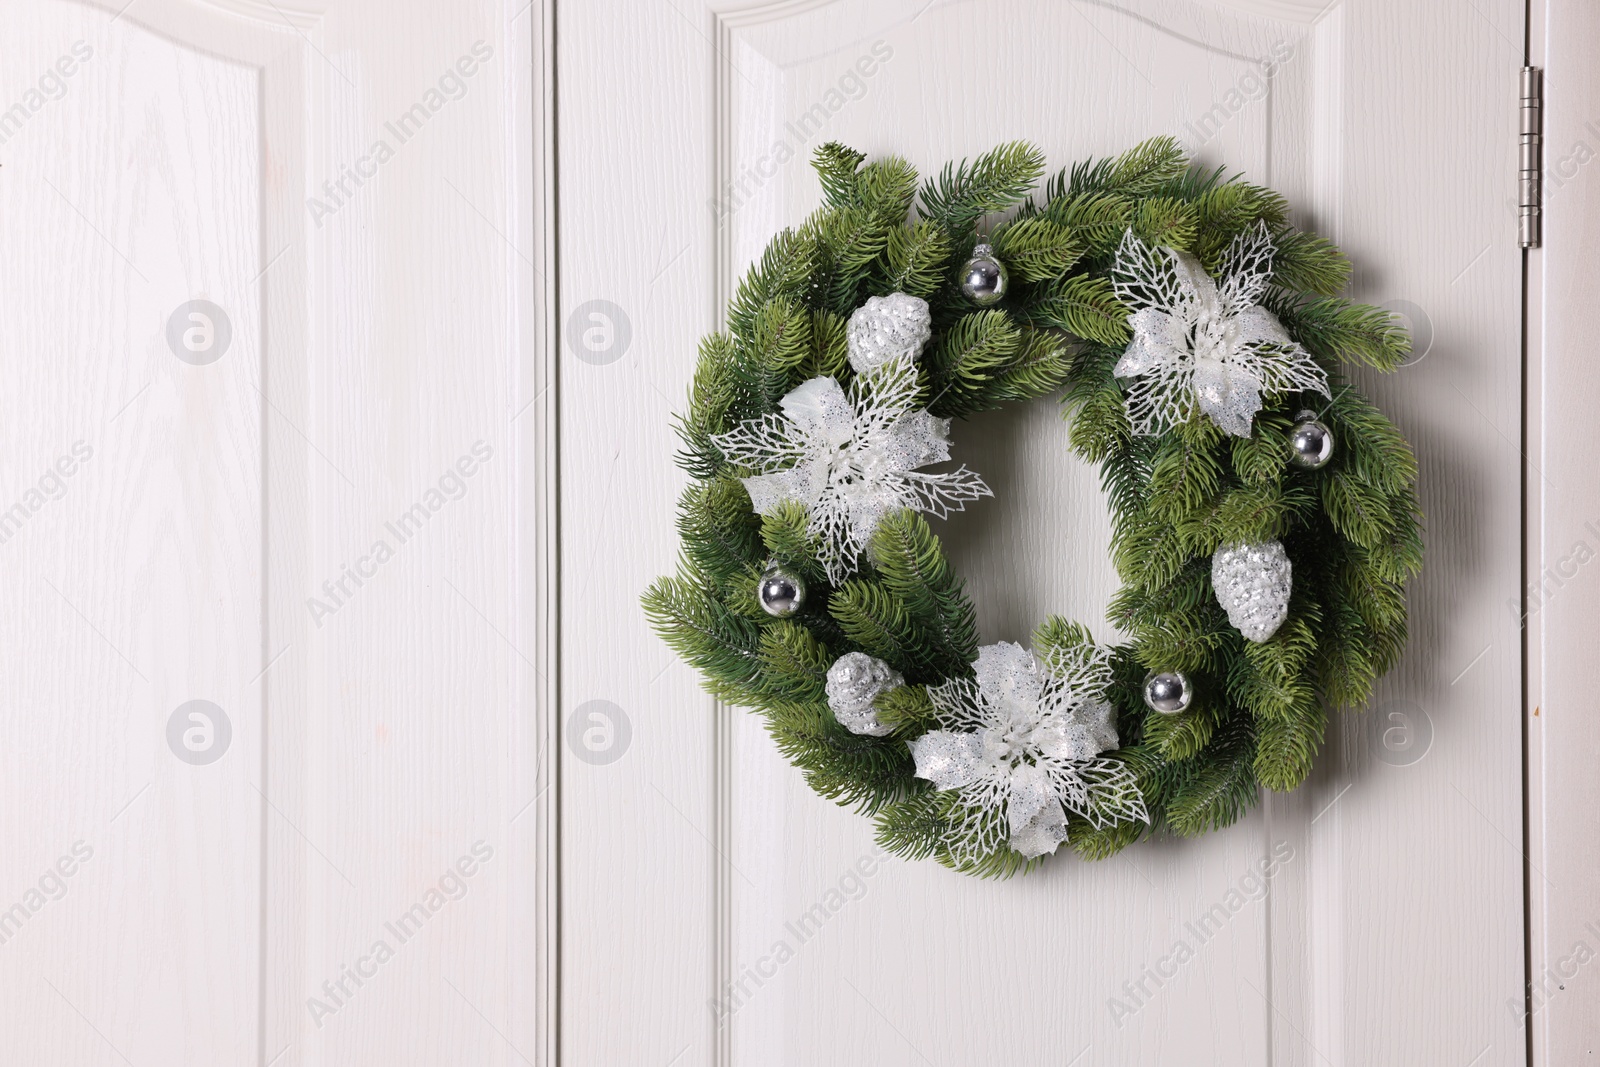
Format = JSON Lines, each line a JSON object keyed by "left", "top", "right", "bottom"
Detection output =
{"left": 845, "top": 293, "right": 932, "bottom": 374}
{"left": 825, "top": 652, "right": 903, "bottom": 736}
{"left": 1211, "top": 540, "right": 1292, "bottom": 642}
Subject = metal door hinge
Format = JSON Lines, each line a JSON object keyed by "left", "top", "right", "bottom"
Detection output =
{"left": 1521, "top": 65, "right": 1543, "bottom": 249}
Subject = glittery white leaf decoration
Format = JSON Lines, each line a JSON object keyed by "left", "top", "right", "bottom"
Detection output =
{"left": 908, "top": 641, "right": 1148, "bottom": 865}
{"left": 1211, "top": 540, "right": 1293, "bottom": 642}
{"left": 825, "top": 652, "right": 903, "bottom": 736}
{"left": 712, "top": 354, "right": 990, "bottom": 584}
{"left": 1110, "top": 222, "right": 1330, "bottom": 438}
{"left": 846, "top": 293, "right": 932, "bottom": 375}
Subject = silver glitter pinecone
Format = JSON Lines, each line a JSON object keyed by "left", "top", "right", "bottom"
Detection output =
{"left": 1211, "top": 540, "right": 1292, "bottom": 642}
{"left": 959, "top": 242, "right": 1008, "bottom": 306}
{"left": 845, "top": 293, "right": 932, "bottom": 374}
{"left": 825, "top": 652, "right": 902, "bottom": 736}
{"left": 1288, "top": 410, "right": 1335, "bottom": 469}
{"left": 757, "top": 564, "right": 806, "bottom": 617}
{"left": 1143, "top": 672, "right": 1192, "bottom": 714}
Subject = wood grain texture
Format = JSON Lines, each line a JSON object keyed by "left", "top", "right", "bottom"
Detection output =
{"left": 559, "top": 1, "right": 1528, "bottom": 1065}
{"left": 286, "top": 1, "right": 542, "bottom": 1063}
{"left": 1531, "top": 0, "right": 1600, "bottom": 1059}
{"left": 1, "top": 1, "right": 552, "bottom": 1064}
{"left": 0, "top": 5, "right": 267, "bottom": 1062}
{"left": 556, "top": 2, "right": 719, "bottom": 1064}
{"left": 0, "top": 0, "right": 1549, "bottom": 1059}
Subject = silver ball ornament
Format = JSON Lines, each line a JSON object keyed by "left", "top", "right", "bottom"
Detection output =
{"left": 959, "top": 241, "right": 1008, "bottom": 306}
{"left": 1288, "top": 410, "right": 1335, "bottom": 470}
{"left": 1143, "top": 672, "right": 1192, "bottom": 715}
{"left": 757, "top": 564, "right": 806, "bottom": 617}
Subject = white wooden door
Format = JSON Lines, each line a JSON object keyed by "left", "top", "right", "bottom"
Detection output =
{"left": 9, "top": 0, "right": 1598, "bottom": 1063}
{"left": 560, "top": 2, "right": 1532, "bottom": 1065}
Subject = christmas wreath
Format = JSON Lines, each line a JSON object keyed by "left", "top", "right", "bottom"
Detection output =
{"left": 644, "top": 139, "right": 1419, "bottom": 876}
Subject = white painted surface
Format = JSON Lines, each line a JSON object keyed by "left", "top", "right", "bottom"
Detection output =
{"left": 560, "top": 1, "right": 1530, "bottom": 1065}
{"left": 1531, "top": 0, "right": 1600, "bottom": 1060}
{"left": 0, "top": 6, "right": 266, "bottom": 1062}
{"left": 0, "top": 0, "right": 551, "bottom": 1064}
{"left": 7, "top": 0, "right": 1594, "bottom": 1061}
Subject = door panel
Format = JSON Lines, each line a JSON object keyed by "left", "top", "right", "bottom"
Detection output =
{"left": 1535, "top": 2, "right": 1600, "bottom": 1062}
{"left": 560, "top": 1, "right": 1527, "bottom": 1064}
{"left": 0, "top": 5, "right": 269, "bottom": 1061}
{"left": 0, "top": 1, "right": 549, "bottom": 1064}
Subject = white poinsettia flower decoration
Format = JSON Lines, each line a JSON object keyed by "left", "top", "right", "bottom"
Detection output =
{"left": 1110, "top": 221, "right": 1330, "bottom": 438}
{"left": 712, "top": 307, "right": 988, "bottom": 583}
{"left": 909, "top": 640, "right": 1148, "bottom": 864}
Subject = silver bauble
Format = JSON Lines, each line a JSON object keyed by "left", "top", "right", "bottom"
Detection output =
{"left": 1288, "top": 410, "right": 1335, "bottom": 469}
{"left": 959, "top": 241, "right": 1008, "bottom": 306}
{"left": 1143, "top": 671, "right": 1192, "bottom": 715}
{"left": 757, "top": 564, "right": 806, "bottom": 617}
